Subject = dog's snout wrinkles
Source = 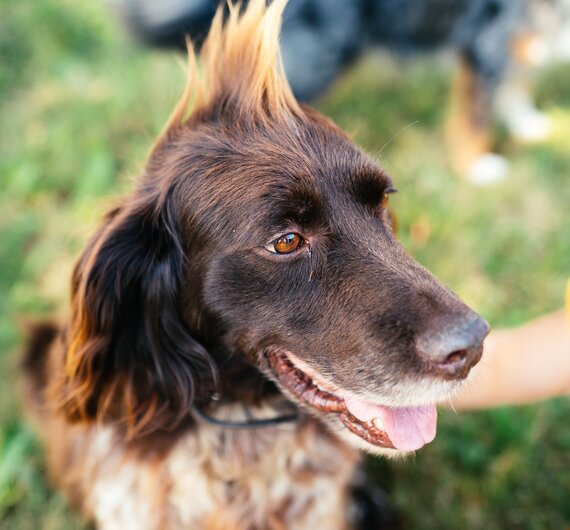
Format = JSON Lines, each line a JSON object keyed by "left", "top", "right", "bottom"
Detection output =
{"left": 416, "top": 313, "right": 490, "bottom": 379}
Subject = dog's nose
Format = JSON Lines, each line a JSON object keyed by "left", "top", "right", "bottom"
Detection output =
{"left": 416, "top": 313, "right": 490, "bottom": 379}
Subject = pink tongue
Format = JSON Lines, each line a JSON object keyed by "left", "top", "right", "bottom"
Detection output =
{"left": 344, "top": 395, "right": 438, "bottom": 452}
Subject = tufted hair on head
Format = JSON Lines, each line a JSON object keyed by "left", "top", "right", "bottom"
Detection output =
{"left": 158, "top": 0, "right": 301, "bottom": 143}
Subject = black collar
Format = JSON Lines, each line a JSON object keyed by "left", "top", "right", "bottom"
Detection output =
{"left": 193, "top": 402, "right": 299, "bottom": 429}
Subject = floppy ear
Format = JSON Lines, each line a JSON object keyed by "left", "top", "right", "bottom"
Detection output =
{"left": 58, "top": 191, "right": 217, "bottom": 436}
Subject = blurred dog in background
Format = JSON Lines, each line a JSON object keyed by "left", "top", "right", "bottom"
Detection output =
{"left": 115, "top": 0, "right": 569, "bottom": 184}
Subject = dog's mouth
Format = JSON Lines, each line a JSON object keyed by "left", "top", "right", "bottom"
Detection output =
{"left": 267, "top": 350, "right": 437, "bottom": 452}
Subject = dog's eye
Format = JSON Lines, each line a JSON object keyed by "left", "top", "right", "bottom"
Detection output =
{"left": 270, "top": 233, "right": 304, "bottom": 254}
{"left": 381, "top": 187, "right": 398, "bottom": 209}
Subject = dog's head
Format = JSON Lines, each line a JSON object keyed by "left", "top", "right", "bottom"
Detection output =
{"left": 59, "top": 0, "right": 488, "bottom": 455}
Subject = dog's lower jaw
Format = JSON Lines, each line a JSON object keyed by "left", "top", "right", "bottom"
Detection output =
{"left": 334, "top": 422, "right": 409, "bottom": 458}
{"left": 265, "top": 349, "right": 468, "bottom": 456}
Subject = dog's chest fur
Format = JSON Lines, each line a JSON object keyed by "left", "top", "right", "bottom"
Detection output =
{"left": 49, "top": 406, "right": 358, "bottom": 530}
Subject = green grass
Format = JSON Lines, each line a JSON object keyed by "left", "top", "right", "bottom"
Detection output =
{"left": 1, "top": 1, "right": 569, "bottom": 528}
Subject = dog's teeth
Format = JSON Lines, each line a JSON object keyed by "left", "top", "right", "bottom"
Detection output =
{"left": 371, "top": 418, "right": 384, "bottom": 430}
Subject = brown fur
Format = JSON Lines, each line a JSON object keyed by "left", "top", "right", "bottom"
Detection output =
{"left": 23, "top": 1, "right": 487, "bottom": 528}
{"left": 24, "top": 325, "right": 357, "bottom": 529}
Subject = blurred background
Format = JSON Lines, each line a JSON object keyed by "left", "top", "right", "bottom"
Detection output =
{"left": 1, "top": 0, "right": 569, "bottom": 528}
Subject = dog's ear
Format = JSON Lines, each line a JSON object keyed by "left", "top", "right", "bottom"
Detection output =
{"left": 58, "top": 191, "right": 217, "bottom": 436}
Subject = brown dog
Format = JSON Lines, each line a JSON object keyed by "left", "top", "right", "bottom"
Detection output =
{"left": 23, "top": 1, "right": 489, "bottom": 528}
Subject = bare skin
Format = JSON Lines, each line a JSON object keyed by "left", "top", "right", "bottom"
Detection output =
{"left": 451, "top": 281, "right": 570, "bottom": 410}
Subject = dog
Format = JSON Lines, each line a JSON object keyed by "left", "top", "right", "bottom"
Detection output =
{"left": 23, "top": 1, "right": 489, "bottom": 528}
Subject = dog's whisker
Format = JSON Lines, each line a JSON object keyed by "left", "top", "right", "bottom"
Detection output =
{"left": 376, "top": 120, "right": 420, "bottom": 157}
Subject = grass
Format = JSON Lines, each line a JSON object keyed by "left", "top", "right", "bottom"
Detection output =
{"left": 1, "top": 1, "right": 569, "bottom": 528}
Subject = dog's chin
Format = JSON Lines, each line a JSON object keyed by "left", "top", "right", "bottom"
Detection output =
{"left": 265, "top": 349, "right": 463, "bottom": 456}
{"left": 329, "top": 418, "right": 410, "bottom": 458}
